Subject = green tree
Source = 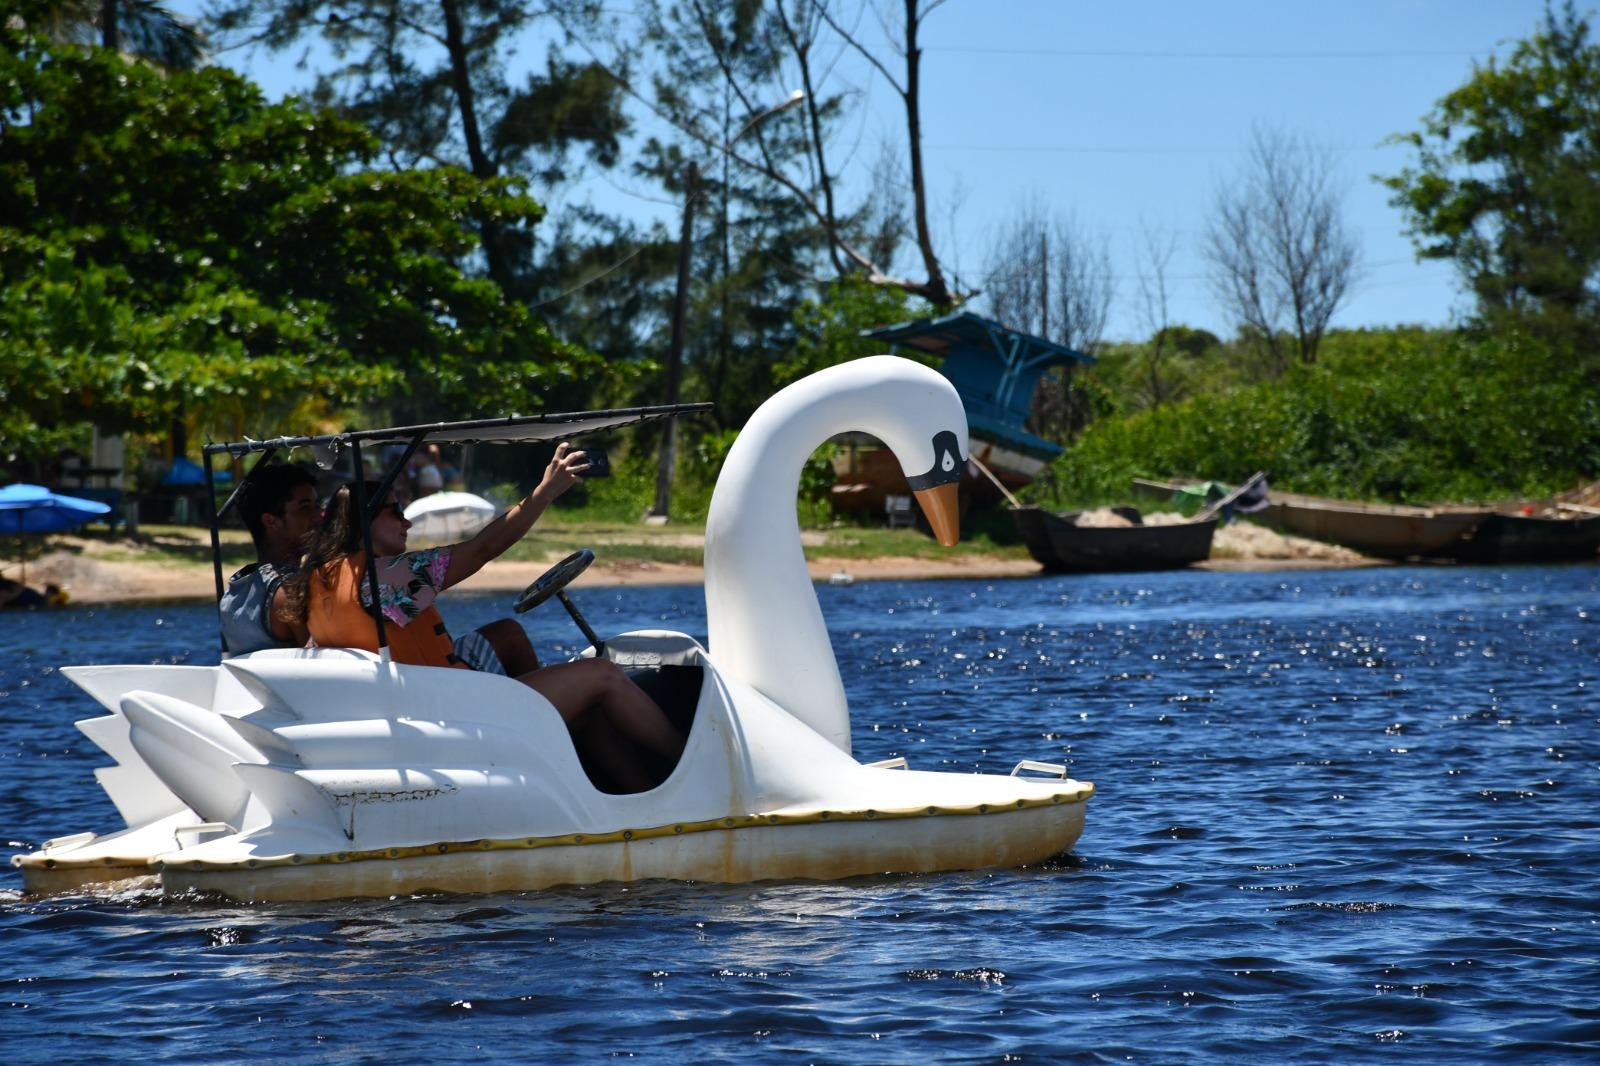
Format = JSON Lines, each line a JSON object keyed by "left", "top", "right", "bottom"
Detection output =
{"left": 782, "top": 278, "right": 927, "bottom": 387}
{"left": 619, "top": 1, "right": 846, "bottom": 429}
{"left": 202, "top": 0, "right": 628, "bottom": 297}
{"left": 0, "top": 29, "right": 602, "bottom": 464}
{"left": 12, "top": 0, "right": 205, "bottom": 68}
{"left": 1384, "top": 3, "right": 1600, "bottom": 343}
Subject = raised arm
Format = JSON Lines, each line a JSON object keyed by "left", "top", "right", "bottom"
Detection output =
{"left": 440, "top": 442, "right": 589, "bottom": 589}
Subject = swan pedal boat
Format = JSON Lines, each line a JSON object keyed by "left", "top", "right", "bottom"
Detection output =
{"left": 13, "top": 358, "right": 1093, "bottom": 901}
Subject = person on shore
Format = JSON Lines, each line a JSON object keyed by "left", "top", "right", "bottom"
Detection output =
{"left": 410, "top": 445, "right": 444, "bottom": 498}
{"left": 219, "top": 462, "right": 320, "bottom": 655}
{"left": 281, "top": 443, "right": 683, "bottom": 792}
{"left": 0, "top": 577, "right": 47, "bottom": 610}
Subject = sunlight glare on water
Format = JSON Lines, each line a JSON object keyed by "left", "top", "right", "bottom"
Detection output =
{"left": 2, "top": 565, "right": 1597, "bottom": 1062}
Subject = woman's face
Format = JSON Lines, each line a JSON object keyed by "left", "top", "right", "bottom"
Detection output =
{"left": 369, "top": 498, "right": 411, "bottom": 555}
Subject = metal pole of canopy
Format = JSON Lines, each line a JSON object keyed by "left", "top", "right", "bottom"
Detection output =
{"left": 202, "top": 449, "right": 229, "bottom": 658}
{"left": 199, "top": 403, "right": 712, "bottom": 459}
{"left": 212, "top": 447, "right": 279, "bottom": 523}
{"left": 366, "top": 434, "right": 424, "bottom": 523}
{"left": 349, "top": 440, "right": 390, "bottom": 662}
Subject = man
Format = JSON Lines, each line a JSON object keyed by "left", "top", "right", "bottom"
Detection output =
{"left": 219, "top": 461, "right": 320, "bottom": 655}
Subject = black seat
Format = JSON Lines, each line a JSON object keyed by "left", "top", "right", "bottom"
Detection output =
{"left": 625, "top": 664, "right": 703, "bottom": 738}
{"left": 575, "top": 664, "right": 703, "bottom": 795}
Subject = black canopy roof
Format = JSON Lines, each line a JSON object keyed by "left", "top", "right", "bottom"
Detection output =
{"left": 201, "top": 403, "right": 713, "bottom": 460}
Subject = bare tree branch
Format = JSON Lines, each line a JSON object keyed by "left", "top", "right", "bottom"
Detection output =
{"left": 1203, "top": 123, "right": 1360, "bottom": 370}
{"left": 776, "top": 1, "right": 846, "bottom": 274}
{"left": 897, "top": 0, "right": 950, "bottom": 307}
{"left": 981, "top": 198, "right": 1112, "bottom": 353}
{"left": 1133, "top": 222, "right": 1187, "bottom": 409}
{"left": 557, "top": 0, "right": 964, "bottom": 306}
{"left": 813, "top": 0, "right": 904, "bottom": 93}
{"left": 982, "top": 198, "right": 1112, "bottom": 439}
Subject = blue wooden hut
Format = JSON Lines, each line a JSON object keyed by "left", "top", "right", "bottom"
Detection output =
{"left": 864, "top": 312, "right": 1094, "bottom": 493}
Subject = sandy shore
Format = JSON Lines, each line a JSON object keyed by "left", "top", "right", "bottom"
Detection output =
{"left": 17, "top": 550, "right": 1048, "bottom": 604}
{"left": 13, "top": 517, "right": 1376, "bottom": 607}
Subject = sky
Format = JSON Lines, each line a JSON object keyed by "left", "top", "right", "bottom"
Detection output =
{"left": 183, "top": 1, "right": 1558, "bottom": 342}
{"left": 905, "top": 1, "right": 1547, "bottom": 340}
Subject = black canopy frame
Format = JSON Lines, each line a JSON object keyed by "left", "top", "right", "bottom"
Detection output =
{"left": 199, "top": 403, "right": 712, "bottom": 659}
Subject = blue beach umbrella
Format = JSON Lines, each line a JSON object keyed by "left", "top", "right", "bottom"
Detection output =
{"left": 0, "top": 483, "right": 112, "bottom": 582}
{"left": 0, "top": 483, "right": 112, "bottom": 534}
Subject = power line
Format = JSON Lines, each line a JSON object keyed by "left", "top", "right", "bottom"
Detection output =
{"left": 925, "top": 143, "right": 1392, "bottom": 155}
{"left": 924, "top": 45, "right": 1489, "bottom": 60}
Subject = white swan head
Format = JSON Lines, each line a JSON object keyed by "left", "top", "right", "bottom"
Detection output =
{"left": 704, "top": 355, "right": 968, "bottom": 752}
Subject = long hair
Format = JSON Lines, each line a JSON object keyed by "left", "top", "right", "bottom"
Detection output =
{"left": 279, "top": 481, "right": 387, "bottom": 625}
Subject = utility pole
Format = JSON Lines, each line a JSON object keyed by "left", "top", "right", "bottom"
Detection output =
{"left": 1039, "top": 228, "right": 1049, "bottom": 338}
{"left": 648, "top": 162, "right": 699, "bottom": 523}
{"left": 645, "top": 92, "right": 803, "bottom": 524}
{"left": 101, "top": 0, "right": 118, "bottom": 50}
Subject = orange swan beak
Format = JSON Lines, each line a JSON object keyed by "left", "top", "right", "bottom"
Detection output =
{"left": 913, "top": 483, "right": 962, "bottom": 547}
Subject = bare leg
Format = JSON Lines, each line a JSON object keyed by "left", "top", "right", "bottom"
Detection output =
{"left": 571, "top": 713, "right": 642, "bottom": 794}
{"left": 517, "top": 659, "right": 685, "bottom": 790}
{"left": 476, "top": 617, "right": 540, "bottom": 676}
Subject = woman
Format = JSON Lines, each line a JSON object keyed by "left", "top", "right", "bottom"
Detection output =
{"left": 281, "top": 442, "right": 684, "bottom": 793}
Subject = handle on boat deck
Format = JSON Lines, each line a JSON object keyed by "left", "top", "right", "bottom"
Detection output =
{"left": 174, "top": 822, "right": 236, "bottom": 845}
{"left": 1010, "top": 759, "right": 1068, "bottom": 779}
{"left": 864, "top": 756, "right": 909, "bottom": 770}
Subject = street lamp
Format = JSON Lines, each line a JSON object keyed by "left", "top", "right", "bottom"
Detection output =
{"left": 731, "top": 89, "right": 806, "bottom": 146}
{"left": 647, "top": 91, "right": 806, "bottom": 524}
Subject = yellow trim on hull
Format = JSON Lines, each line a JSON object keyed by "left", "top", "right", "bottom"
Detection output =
{"left": 14, "top": 860, "right": 160, "bottom": 896}
{"left": 167, "top": 797, "right": 1091, "bottom": 901}
{"left": 18, "top": 784, "right": 1093, "bottom": 899}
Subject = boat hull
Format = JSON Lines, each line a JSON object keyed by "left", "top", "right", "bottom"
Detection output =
{"left": 19, "top": 786, "right": 1092, "bottom": 902}
{"left": 148, "top": 794, "right": 1090, "bottom": 902}
{"left": 1013, "top": 507, "right": 1216, "bottom": 573}
{"left": 1450, "top": 512, "right": 1600, "bottom": 564}
{"left": 1257, "top": 492, "right": 1485, "bottom": 560}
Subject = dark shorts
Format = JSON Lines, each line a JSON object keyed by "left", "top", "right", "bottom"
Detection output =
{"left": 453, "top": 629, "right": 507, "bottom": 675}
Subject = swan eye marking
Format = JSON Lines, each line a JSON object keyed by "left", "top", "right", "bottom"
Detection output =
{"left": 906, "top": 430, "right": 964, "bottom": 490}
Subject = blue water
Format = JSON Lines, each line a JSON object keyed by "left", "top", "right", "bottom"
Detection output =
{"left": 3, "top": 566, "right": 1598, "bottom": 1062}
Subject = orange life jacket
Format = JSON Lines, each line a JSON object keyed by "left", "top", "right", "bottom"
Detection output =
{"left": 307, "top": 555, "right": 466, "bottom": 669}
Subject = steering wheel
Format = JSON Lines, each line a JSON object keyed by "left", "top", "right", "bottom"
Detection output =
{"left": 514, "top": 548, "right": 595, "bottom": 614}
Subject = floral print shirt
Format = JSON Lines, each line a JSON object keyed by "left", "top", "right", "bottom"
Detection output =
{"left": 357, "top": 546, "right": 452, "bottom": 627}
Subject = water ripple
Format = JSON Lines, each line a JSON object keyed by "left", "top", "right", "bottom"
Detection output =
{"left": 2, "top": 566, "right": 1598, "bottom": 1062}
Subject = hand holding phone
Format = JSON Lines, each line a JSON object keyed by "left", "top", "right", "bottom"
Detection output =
{"left": 578, "top": 446, "right": 611, "bottom": 479}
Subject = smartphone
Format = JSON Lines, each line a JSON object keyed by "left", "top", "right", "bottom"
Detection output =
{"left": 578, "top": 446, "right": 611, "bottom": 478}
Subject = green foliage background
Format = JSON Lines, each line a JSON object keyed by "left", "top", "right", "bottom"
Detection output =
{"left": 1034, "top": 328, "right": 1600, "bottom": 507}
{"left": 4, "top": 3, "right": 1599, "bottom": 523}
{"left": 0, "top": 25, "right": 607, "bottom": 467}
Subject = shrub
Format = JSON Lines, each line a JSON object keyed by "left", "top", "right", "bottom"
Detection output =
{"left": 1037, "top": 327, "right": 1600, "bottom": 506}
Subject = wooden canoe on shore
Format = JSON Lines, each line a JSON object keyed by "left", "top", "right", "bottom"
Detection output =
{"left": 1450, "top": 510, "right": 1600, "bottom": 564}
{"left": 1012, "top": 506, "right": 1217, "bottom": 573}
{"left": 1135, "top": 476, "right": 1600, "bottom": 564}
{"left": 1252, "top": 491, "right": 1487, "bottom": 561}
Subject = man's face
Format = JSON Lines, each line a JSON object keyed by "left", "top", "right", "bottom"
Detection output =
{"left": 266, "top": 484, "right": 320, "bottom": 550}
